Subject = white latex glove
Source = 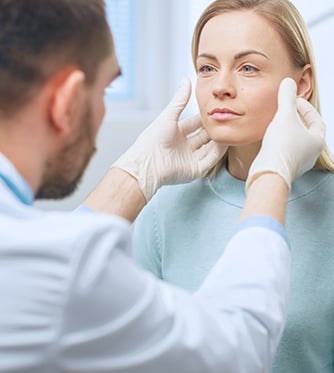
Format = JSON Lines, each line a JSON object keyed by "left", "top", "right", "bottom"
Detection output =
{"left": 113, "top": 79, "right": 227, "bottom": 201}
{"left": 246, "top": 77, "right": 326, "bottom": 191}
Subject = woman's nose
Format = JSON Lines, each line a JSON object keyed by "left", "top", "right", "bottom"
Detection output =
{"left": 212, "top": 71, "right": 236, "bottom": 99}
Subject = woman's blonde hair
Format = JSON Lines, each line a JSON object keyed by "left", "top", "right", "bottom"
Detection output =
{"left": 192, "top": 0, "right": 334, "bottom": 171}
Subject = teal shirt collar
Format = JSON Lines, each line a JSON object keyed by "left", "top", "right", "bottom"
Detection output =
{"left": 0, "top": 153, "right": 34, "bottom": 205}
{"left": 208, "top": 166, "right": 332, "bottom": 207}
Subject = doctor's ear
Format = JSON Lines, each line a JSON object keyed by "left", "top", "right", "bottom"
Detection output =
{"left": 49, "top": 68, "right": 86, "bottom": 135}
{"left": 296, "top": 64, "right": 313, "bottom": 101}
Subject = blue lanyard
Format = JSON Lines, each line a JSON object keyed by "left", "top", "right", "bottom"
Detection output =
{"left": 0, "top": 173, "right": 33, "bottom": 205}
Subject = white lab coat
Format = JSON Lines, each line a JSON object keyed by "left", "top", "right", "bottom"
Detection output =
{"left": 0, "top": 153, "right": 290, "bottom": 372}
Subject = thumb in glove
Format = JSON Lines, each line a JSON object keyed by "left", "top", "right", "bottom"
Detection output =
{"left": 246, "top": 77, "right": 325, "bottom": 191}
{"left": 113, "top": 79, "right": 227, "bottom": 201}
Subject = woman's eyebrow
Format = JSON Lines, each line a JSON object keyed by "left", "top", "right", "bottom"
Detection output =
{"left": 197, "top": 53, "right": 218, "bottom": 62}
{"left": 197, "top": 50, "right": 270, "bottom": 62}
{"left": 234, "top": 50, "right": 270, "bottom": 60}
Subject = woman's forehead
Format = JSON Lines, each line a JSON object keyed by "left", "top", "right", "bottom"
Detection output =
{"left": 198, "top": 11, "right": 288, "bottom": 58}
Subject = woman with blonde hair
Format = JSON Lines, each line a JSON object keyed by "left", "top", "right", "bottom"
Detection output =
{"left": 134, "top": 1, "right": 334, "bottom": 372}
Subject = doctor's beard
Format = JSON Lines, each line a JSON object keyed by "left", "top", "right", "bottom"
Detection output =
{"left": 35, "top": 104, "right": 96, "bottom": 200}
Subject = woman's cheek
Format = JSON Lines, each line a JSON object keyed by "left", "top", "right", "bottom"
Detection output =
{"left": 257, "top": 104, "right": 279, "bottom": 140}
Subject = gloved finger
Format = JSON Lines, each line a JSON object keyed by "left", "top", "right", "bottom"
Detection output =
{"left": 196, "top": 143, "right": 228, "bottom": 175}
{"left": 188, "top": 127, "right": 210, "bottom": 150}
{"left": 163, "top": 78, "right": 192, "bottom": 119}
{"left": 196, "top": 141, "right": 228, "bottom": 161}
{"left": 297, "top": 98, "right": 326, "bottom": 137}
{"left": 179, "top": 114, "right": 202, "bottom": 136}
{"left": 277, "top": 77, "right": 297, "bottom": 113}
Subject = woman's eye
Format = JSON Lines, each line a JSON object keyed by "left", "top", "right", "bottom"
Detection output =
{"left": 241, "top": 65, "right": 258, "bottom": 73}
{"left": 198, "top": 65, "right": 215, "bottom": 73}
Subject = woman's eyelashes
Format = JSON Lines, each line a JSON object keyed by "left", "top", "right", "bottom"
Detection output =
{"left": 198, "top": 64, "right": 216, "bottom": 74}
{"left": 240, "top": 64, "right": 259, "bottom": 74}
{"left": 197, "top": 63, "right": 261, "bottom": 78}
{"left": 197, "top": 63, "right": 260, "bottom": 76}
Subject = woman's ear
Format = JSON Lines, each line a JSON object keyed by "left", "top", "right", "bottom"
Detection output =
{"left": 296, "top": 64, "right": 313, "bottom": 100}
{"left": 49, "top": 68, "right": 86, "bottom": 135}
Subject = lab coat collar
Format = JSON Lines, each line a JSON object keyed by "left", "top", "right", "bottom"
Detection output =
{"left": 0, "top": 153, "right": 34, "bottom": 205}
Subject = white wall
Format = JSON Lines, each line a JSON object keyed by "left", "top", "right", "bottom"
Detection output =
{"left": 35, "top": 0, "right": 334, "bottom": 211}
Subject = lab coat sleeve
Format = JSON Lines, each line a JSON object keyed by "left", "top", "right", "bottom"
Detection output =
{"left": 56, "top": 215, "right": 290, "bottom": 373}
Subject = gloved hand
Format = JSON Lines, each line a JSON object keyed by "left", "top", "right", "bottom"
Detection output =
{"left": 112, "top": 79, "right": 227, "bottom": 202}
{"left": 246, "top": 77, "right": 326, "bottom": 191}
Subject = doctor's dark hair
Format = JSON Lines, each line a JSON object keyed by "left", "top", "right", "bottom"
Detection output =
{"left": 0, "top": 0, "right": 113, "bottom": 117}
{"left": 192, "top": 0, "right": 334, "bottom": 171}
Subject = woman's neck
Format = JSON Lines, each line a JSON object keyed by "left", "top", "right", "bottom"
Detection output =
{"left": 227, "top": 143, "right": 261, "bottom": 181}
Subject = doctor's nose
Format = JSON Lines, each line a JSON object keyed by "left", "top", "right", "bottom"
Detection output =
{"left": 212, "top": 72, "right": 236, "bottom": 99}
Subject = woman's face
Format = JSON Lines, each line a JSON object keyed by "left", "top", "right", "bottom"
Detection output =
{"left": 195, "top": 10, "right": 301, "bottom": 146}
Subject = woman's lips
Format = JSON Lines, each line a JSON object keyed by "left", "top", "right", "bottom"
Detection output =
{"left": 208, "top": 108, "right": 241, "bottom": 121}
{"left": 210, "top": 112, "right": 240, "bottom": 121}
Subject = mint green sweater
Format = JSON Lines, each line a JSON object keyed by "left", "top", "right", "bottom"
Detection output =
{"left": 134, "top": 168, "right": 334, "bottom": 373}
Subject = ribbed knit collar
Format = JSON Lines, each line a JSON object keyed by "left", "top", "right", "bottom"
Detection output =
{"left": 207, "top": 166, "right": 332, "bottom": 208}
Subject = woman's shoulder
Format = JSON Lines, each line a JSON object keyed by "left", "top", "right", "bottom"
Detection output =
{"left": 291, "top": 169, "right": 334, "bottom": 198}
{"left": 151, "top": 178, "right": 209, "bottom": 205}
